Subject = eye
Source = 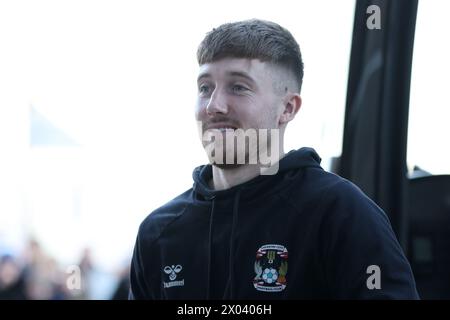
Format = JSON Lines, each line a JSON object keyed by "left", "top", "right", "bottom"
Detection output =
{"left": 198, "top": 84, "right": 211, "bottom": 95}
{"left": 231, "top": 84, "right": 249, "bottom": 94}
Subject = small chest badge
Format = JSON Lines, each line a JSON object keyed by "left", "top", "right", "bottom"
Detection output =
{"left": 253, "top": 244, "right": 288, "bottom": 292}
{"left": 163, "top": 264, "right": 184, "bottom": 288}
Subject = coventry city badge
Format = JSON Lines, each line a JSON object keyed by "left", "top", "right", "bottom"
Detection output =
{"left": 253, "top": 244, "right": 288, "bottom": 292}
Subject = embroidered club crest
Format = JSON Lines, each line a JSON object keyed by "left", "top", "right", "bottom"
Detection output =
{"left": 253, "top": 244, "right": 288, "bottom": 292}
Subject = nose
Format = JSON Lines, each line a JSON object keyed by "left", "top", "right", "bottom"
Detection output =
{"left": 206, "top": 87, "right": 228, "bottom": 116}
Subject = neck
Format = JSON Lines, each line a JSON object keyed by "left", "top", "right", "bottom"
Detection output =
{"left": 210, "top": 148, "right": 285, "bottom": 191}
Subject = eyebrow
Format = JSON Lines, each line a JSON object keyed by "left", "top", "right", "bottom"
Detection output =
{"left": 197, "top": 72, "right": 211, "bottom": 84}
{"left": 197, "top": 71, "right": 257, "bottom": 86}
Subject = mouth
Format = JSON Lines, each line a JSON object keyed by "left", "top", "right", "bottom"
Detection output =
{"left": 205, "top": 124, "right": 238, "bottom": 132}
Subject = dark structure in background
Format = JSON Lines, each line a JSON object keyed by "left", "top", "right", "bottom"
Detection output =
{"left": 340, "top": 0, "right": 417, "bottom": 251}
{"left": 408, "top": 175, "right": 450, "bottom": 299}
{"left": 337, "top": 0, "right": 450, "bottom": 299}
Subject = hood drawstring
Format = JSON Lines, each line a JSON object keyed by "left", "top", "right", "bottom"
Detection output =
{"left": 228, "top": 189, "right": 241, "bottom": 299}
{"left": 206, "top": 195, "right": 216, "bottom": 299}
{"left": 206, "top": 190, "right": 241, "bottom": 300}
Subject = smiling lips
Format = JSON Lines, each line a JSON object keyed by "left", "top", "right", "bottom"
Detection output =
{"left": 205, "top": 123, "right": 238, "bottom": 132}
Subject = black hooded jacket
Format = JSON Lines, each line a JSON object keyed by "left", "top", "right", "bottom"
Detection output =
{"left": 130, "top": 148, "right": 419, "bottom": 299}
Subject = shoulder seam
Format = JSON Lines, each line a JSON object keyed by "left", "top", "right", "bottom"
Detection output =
{"left": 145, "top": 202, "right": 192, "bottom": 249}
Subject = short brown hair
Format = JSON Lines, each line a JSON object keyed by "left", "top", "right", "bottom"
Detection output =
{"left": 197, "top": 19, "right": 304, "bottom": 93}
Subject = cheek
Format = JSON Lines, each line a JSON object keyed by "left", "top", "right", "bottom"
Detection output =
{"left": 252, "top": 98, "right": 275, "bottom": 121}
{"left": 194, "top": 100, "right": 207, "bottom": 120}
{"left": 257, "top": 103, "right": 281, "bottom": 128}
{"left": 265, "top": 97, "right": 283, "bottom": 121}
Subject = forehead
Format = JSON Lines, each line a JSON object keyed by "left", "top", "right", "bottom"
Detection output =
{"left": 197, "top": 58, "right": 274, "bottom": 82}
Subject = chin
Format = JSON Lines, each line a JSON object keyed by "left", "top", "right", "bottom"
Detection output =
{"left": 212, "top": 162, "right": 242, "bottom": 170}
{"left": 210, "top": 151, "right": 250, "bottom": 169}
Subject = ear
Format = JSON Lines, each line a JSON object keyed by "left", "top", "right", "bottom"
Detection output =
{"left": 279, "top": 94, "right": 302, "bottom": 125}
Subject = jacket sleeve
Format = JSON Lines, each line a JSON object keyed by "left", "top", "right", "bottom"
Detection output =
{"left": 319, "top": 180, "right": 419, "bottom": 299}
{"left": 129, "top": 228, "right": 156, "bottom": 300}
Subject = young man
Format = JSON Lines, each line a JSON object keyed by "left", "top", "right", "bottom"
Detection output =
{"left": 129, "top": 19, "right": 419, "bottom": 299}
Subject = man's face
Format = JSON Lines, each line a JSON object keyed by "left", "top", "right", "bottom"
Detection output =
{"left": 195, "top": 58, "right": 285, "bottom": 167}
